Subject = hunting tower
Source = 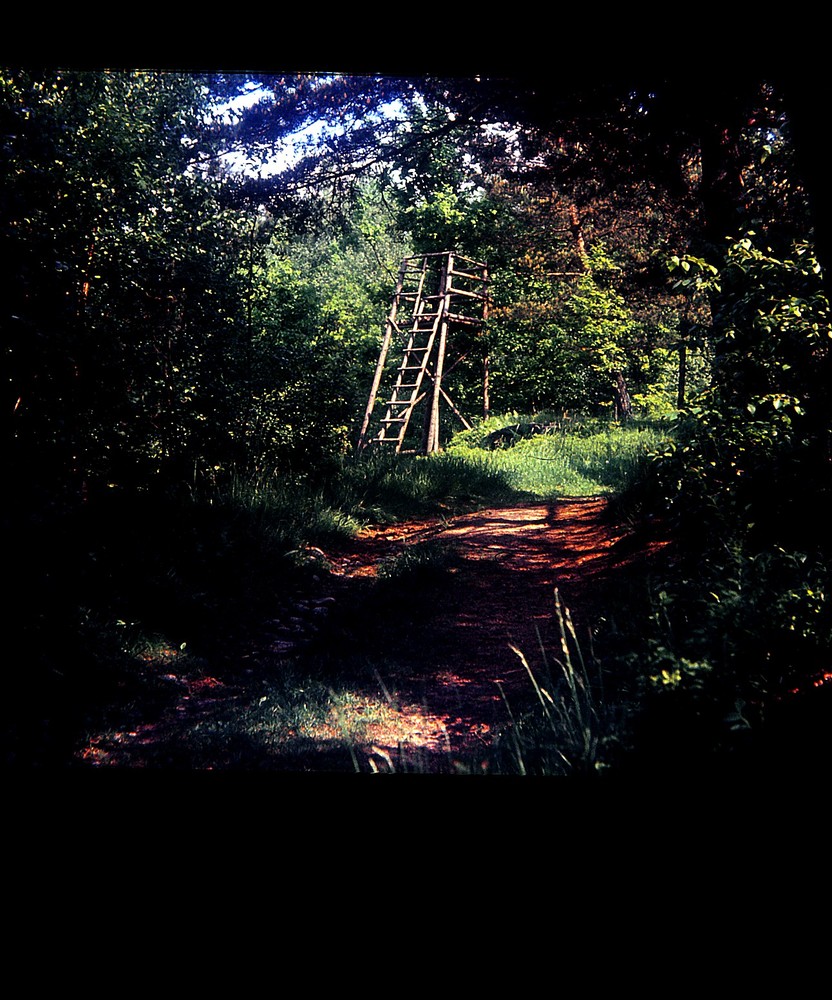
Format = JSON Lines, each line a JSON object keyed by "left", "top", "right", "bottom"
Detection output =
{"left": 357, "top": 251, "right": 489, "bottom": 455}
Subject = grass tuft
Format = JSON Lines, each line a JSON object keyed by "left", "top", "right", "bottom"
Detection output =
{"left": 489, "top": 589, "right": 623, "bottom": 775}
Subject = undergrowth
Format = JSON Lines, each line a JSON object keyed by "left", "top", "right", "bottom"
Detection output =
{"left": 5, "top": 411, "right": 673, "bottom": 770}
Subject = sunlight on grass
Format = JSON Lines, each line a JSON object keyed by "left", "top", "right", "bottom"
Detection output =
{"left": 336, "top": 414, "right": 671, "bottom": 522}
{"left": 79, "top": 660, "right": 455, "bottom": 771}
{"left": 491, "top": 589, "right": 620, "bottom": 775}
{"left": 446, "top": 414, "right": 671, "bottom": 498}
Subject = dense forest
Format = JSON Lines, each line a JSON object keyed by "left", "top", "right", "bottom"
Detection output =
{"left": 3, "top": 64, "right": 830, "bottom": 775}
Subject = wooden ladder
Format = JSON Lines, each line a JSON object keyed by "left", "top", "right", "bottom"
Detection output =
{"left": 357, "top": 252, "right": 489, "bottom": 455}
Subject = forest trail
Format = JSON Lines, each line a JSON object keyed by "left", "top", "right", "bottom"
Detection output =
{"left": 315, "top": 496, "right": 670, "bottom": 771}
{"left": 75, "top": 497, "right": 669, "bottom": 772}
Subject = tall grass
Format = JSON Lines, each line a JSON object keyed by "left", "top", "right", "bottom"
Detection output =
{"left": 446, "top": 413, "right": 671, "bottom": 498}
{"left": 328, "top": 413, "right": 670, "bottom": 525}
{"left": 487, "top": 590, "right": 622, "bottom": 775}
{"left": 331, "top": 448, "right": 518, "bottom": 523}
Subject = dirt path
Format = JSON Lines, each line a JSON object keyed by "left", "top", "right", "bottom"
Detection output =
{"left": 310, "top": 496, "right": 667, "bottom": 771}
{"left": 75, "top": 496, "right": 668, "bottom": 772}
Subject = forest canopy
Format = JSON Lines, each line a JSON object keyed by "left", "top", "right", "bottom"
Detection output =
{"left": 4, "top": 66, "right": 823, "bottom": 498}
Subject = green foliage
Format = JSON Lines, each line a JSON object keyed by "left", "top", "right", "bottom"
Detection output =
{"left": 655, "top": 237, "right": 830, "bottom": 545}
{"left": 334, "top": 450, "right": 517, "bottom": 521}
{"left": 239, "top": 182, "right": 412, "bottom": 480}
{"left": 596, "top": 531, "right": 832, "bottom": 771}
{"left": 488, "top": 244, "right": 666, "bottom": 415}
{"left": 5, "top": 69, "right": 825, "bottom": 772}
{"left": 608, "top": 236, "right": 832, "bottom": 768}
{"left": 3, "top": 70, "right": 256, "bottom": 500}
{"left": 376, "top": 539, "right": 457, "bottom": 583}
{"left": 398, "top": 182, "right": 510, "bottom": 261}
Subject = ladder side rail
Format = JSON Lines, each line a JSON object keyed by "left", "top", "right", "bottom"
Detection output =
{"left": 356, "top": 263, "right": 410, "bottom": 451}
{"left": 378, "top": 256, "right": 440, "bottom": 445}
{"left": 367, "top": 256, "right": 429, "bottom": 448}
{"left": 481, "top": 264, "right": 491, "bottom": 419}
{"left": 408, "top": 255, "right": 431, "bottom": 320}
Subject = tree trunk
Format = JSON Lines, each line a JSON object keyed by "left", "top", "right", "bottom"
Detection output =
{"left": 677, "top": 335, "right": 688, "bottom": 409}
{"left": 569, "top": 202, "right": 588, "bottom": 265}
{"left": 613, "top": 371, "right": 632, "bottom": 421}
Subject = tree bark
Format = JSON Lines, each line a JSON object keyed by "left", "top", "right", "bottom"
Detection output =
{"left": 614, "top": 371, "right": 632, "bottom": 421}
{"left": 677, "top": 341, "right": 687, "bottom": 409}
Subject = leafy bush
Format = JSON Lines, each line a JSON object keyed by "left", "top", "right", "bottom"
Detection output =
{"left": 606, "top": 237, "right": 832, "bottom": 769}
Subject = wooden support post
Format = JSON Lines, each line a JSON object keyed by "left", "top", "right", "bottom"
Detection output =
{"left": 482, "top": 264, "right": 490, "bottom": 419}
{"left": 423, "top": 253, "right": 452, "bottom": 454}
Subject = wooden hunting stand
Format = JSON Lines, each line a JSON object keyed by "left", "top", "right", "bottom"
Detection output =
{"left": 356, "top": 251, "right": 489, "bottom": 455}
